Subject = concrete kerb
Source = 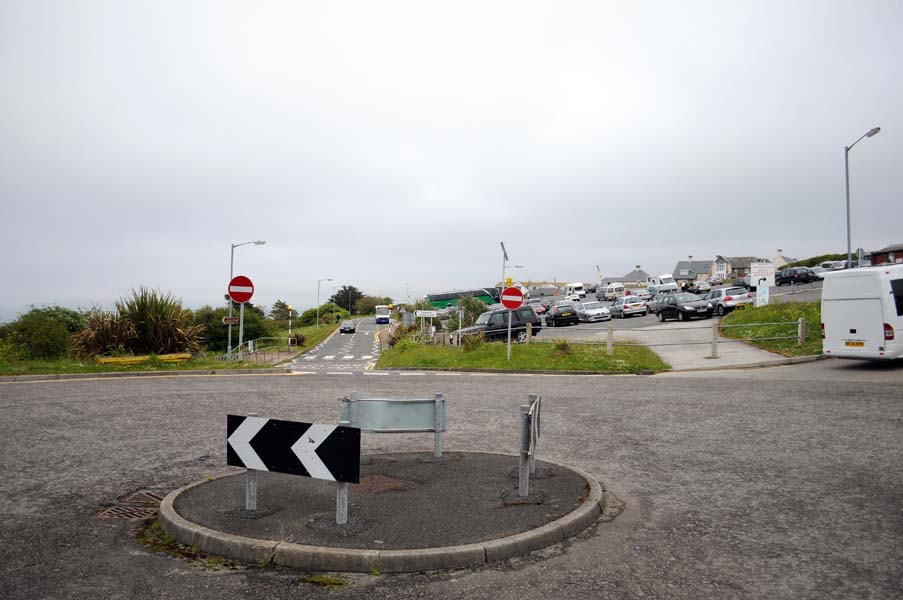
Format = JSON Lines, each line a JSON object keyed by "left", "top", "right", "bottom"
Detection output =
{"left": 0, "top": 368, "right": 294, "bottom": 384}
{"left": 157, "top": 454, "right": 605, "bottom": 573}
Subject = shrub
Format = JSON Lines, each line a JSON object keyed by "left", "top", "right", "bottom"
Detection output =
{"left": 461, "top": 331, "right": 485, "bottom": 352}
{"left": 8, "top": 309, "right": 73, "bottom": 359}
{"left": 290, "top": 331, "right": 306, "bottom": 347}
{"left": 115, "top": 288, "right": 204, "bottom": 355}
{"left": 388, "top": 324, "right": 417, "bottom": 348}
{"left": 69, "top": 310, "right": 137, "bottom": 357}
{"left": 552, "top": 338, "right": 572, "bottom": 356}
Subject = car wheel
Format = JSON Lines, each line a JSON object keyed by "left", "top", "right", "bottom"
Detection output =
{"left": 658, "top": 312, "right": 665, "bottom": 322}
{"left": 716, "top": 305, "right": 724, "bottom": 316}
{"left": 678, "top": 311, "right": 686, "bottom": 322}
{"left": 514, "top": 330, "right": 527, "bottom": 343}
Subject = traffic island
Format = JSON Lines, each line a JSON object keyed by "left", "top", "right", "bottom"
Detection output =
{"left": 160, "top": 451, "right": 605, "bottom": 572}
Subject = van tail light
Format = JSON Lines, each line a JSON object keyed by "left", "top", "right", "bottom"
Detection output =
{"left": 885, "top": 323, "right": 895, "bottom": 341}
{"left": 725, "top": 296, "right": 733, "bottom": 301}
{"left": 821, "top": 323, "right": 825, "bottom": 339}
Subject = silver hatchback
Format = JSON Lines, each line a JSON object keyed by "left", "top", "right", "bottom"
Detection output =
{"left": 703, "top": 286, "right": 753, "bottom": 316}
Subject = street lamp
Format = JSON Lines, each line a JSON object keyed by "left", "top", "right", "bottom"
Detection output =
{"left": 227, "top": 240, "right": 265, "bottom": 359}
{"left": 287, "top": 305, "right": 293, "bottom": 336}
{"left": 316, "top": 278, "right": 333, "bottom": 328}
{"left": 845, "top": 127, "right": 881, "bottom": 269}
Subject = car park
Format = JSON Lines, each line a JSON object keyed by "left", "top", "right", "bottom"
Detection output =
{"left": 703, "top": 286, "right": 753, "bottom": 315}
{"left": 633, "top": 289, "right": 653, "bottom": 301}
{"left": 655, "top": 293, "right": 713, "bottom": 321}
{"left": 576, "top": 301, "right": 612, "bottom": 323}
{"left": 545, "top": 304, "right": 580, "bottom": 327}
{"left": 340, "top": 320, "right": 356, "bottom": 333}
{"left": 598, "top": 282, "right": 626, "bottom": 301}
{"left": 609, "top": 296, "right": 647, "bottom": 318}
{"left": 776, "top": 267, "right": 818, "bottom": 285}
{"left": 458, "top": 306, "right": 542, "bottom": 342}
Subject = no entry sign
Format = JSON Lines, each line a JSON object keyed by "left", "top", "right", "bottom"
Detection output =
{"left": 228, "top": 275, "right": 254, "bottom": 304}
{"left": 501, "top": 286, "right": 524, "bottom": 310}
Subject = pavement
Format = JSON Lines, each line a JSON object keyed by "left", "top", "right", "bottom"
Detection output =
{"left": 161, "top": 452, "right": 604, "bottom": 572}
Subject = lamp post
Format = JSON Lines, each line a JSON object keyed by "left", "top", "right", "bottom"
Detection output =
{"left": 227, "top": 240, "right": 265, "bottom": 359}
{"left": 316, "top": 278, "right": 332, "bottom": 328}
{"left": 845, "top": 127, "right": 881, "bottom": 269}
{"left": 287, "top": 305, "right": 293, "bottom": 336}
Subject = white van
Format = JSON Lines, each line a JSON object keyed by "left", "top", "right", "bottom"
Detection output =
{"left": 821, "top": 265, "right": 903, "bottom": 360}
{"left": 647, "top": 274, "right": 679, "bottom": 295}
{"left": 599, "top": 282, "right": 626, "bottom": 301}
{"left": 564, "top": 282, "right": 586, "bottom": 298}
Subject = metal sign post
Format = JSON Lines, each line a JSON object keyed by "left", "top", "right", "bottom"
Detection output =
{"left": 501, "top": 287, "right": 525, "bottom": 362}
{"left": 507, "top": 310, "right": 513, "bottom": 361}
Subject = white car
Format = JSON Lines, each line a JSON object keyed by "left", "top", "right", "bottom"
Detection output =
{"left": 576, "top": 301, "right": 612, "bottom": 323}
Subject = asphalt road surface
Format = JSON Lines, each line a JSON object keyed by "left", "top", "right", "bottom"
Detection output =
{"left": 289, "top": 318, "right": 388, "bottom": 372}
{"left": 1, "top": 358, "right": 900, "bottom": 599}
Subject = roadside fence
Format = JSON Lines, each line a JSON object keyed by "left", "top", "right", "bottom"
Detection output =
{"left": 214, "top": 336, "right": 301, "bottom": 362}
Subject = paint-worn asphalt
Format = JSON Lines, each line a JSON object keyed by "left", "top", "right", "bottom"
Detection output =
{"left": 0, "top": 358, "right": 900, "bottom": 599}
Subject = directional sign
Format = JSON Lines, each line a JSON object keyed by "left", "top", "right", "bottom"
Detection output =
{"left": 228, "top": 275, "right": 254, "bottom": 304}
{"left": 501, "top": 286, "right": 524, "bottom": 310}
{"left": 222, "top": 316, "right": 240, "bottom": 325}
{"left": 227, "top": 415, "right": 360, "bottom": 483}
{"left": 414, "top": 310, "right": 438, "bottom": 318}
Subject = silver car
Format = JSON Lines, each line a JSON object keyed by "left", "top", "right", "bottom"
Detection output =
{"left": 576, "top": 301, "right": 612, "bottom": 323}
{"left": 703, "top": 286, "right": 753, "bottom": 316}
{"left": 610, "top": 296, "right": 647, "bottom": 318}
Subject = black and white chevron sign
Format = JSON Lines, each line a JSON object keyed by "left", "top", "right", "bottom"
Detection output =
{"left": 227, "top": 415, "right": 360, "bottom": 483}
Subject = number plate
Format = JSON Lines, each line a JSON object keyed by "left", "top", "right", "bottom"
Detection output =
{"left": 844, "top": 341, "right": 865, "bottom": 347}
{"left": 734, "top": 304, "right": 746, "bottom": 310}
{"left": 561, "top": 312, "right": 572, "bottom": 317}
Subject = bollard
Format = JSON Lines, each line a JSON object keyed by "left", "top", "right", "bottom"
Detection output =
{"left": 607, "top": 323, "right": 614, "bottom": 356}
{"left": 526, "top": 322, "right": 533, "bottom": 343}
{"left": 528, "top": 393, "right": 540, "bottom": 475}
{"left": 246, "top": 412, "right": 258, "bottom": 511}
{"left": 710, "top": 319, "right": 719, "bottom": 359}
{"left": 798, "top": 317, "right": 806, "bottom": 344}
{"left": 518, "top": 404, "right": 530, "bottom": 497}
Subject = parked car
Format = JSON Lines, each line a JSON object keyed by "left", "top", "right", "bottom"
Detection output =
{"left": 458, "top": 306, "right": 542, "bottom": 343}
{"left": 776, "top": 267, "right": 818, "bottom": 285}
{"left": 545, "top": 303, "right": 580, "bottom": 327}
{"left": 609, "top": 296, "right": 647, "bottom": 318}
{"left": 703, "top": 286, "right": 754, "bottom": 315}
{"left": 633, "top": 289, "right": 653, "bottom": 301}
{"left": 655, "top": 293, "right": 713, "bottom": 322}
{"left": 811, "top": 266, "right": 828, "bottom": 279}
{"left": 576, "top": 301, "right": 612, "bottom": 323}
{"left": 340, "top": 320, "right": 356, "bottom": 333}
{"left": 646, "top": 292, "right": 676, "bottom": 315}
{"left": 689, "top": 281, "right": 711, "bottom": 294}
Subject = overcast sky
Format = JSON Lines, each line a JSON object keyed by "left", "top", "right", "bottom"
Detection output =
{"left": 1, "top": 1, "right": 901, "bottom": 321}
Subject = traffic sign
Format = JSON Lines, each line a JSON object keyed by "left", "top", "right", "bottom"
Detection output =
{"left": 501, "top": 286, "right": 524, "bottom": 310}
{"left": 222, "top": 316, "right": 240, "bottom": 325}
{"left": 227, "top": 415, "right": 360, "bottom": 483}
{"left": 228, "top": 275, "right": 254, "bottom": 304}
{"left": 415, "top": 310, "right": 438, "bottom": 318}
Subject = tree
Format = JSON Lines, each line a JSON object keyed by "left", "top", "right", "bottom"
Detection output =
{"left": 191, "top": 305, "right": 274, "bottom": 352}
{"left": 329, "top": 286, "right": 364, "bottom": 315}
{"left": 7, "top": 308, "right": 74, "bottom": 359}
{"left": 298, "top": 303, "right": 350, "bottom": 327}
{"left": 269, "top": 299, "right": 293, "bottom": 321}
{"left": 445, "top": 297, "right": 487, "bottom": 332}
{"left": 355, "top": 295, "right": 393, "bottom": 315}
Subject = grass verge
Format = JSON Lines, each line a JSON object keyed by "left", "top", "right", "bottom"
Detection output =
{"left": 376, "top": 339, "right": 670, "bottom": 373}
{"left": 720, "top": 301, "right": 821, "bottom": 357}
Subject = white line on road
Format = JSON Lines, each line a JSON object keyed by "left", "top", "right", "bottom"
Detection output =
{"left": 322, "top": 356, "right": 335, "bottom": 360}
{"left": 342, "top": 355, "right": 355, "bottom": 360}
{"left": 398, "top": 372, "right": 425, "bottom": 376}
{"left": 363, "top": 372, "right": 389, "bottom": 376}
{"left": 326, "top": 372, "right": 354, "bottom": 376}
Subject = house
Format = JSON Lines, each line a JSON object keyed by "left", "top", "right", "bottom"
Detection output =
{"left": 772, "top": 249, "right": 796, "bottom": 270}
{"left": 871, "top": 243, "right": 903, "bottom": 265}
{"left": 672, "top": 260, "right": 713, "bottom": 284}
{"left": 598, "top": 266, "right": 651, "bottom": 288}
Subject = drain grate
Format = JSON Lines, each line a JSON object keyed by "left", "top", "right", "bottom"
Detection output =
{"left": 95, "top": 488, "right": 171, "bottom": 520}
{"left": 351, "top": 474, "right": 415, "bottom": 495}
{"left": 96, "top": 505, "right": 159, "bottom": 520}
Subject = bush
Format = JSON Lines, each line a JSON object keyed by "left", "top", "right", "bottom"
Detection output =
{"left": 191, "top": 305, "right": 273, "bottom": 353}
{"left": 115, "top": 288, "right": 204, "bottom": 355}
{"left": 298, "top": 304, "right": 349, "bottom": 327}
{"left": 8, "top": 309, "right": 73, "bottom": 359}
{"left": 290, "top": 331, "right": 306, "bottom": 346}
{"left": 388, "top": 324, "right": 417, "bottom": 348}
{"left": 552, "top": 338, "right": 572, "bottom": 356}
{"left": 461, "top": 331, "right": 484, "bottom": 352}
{"left": 69, "top": 311, "right": 137, "bottom": 357}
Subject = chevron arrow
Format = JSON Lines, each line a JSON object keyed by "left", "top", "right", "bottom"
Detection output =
{"left": 227, "top": 416, "right": 268, "bottom": 471}
{"left": 290, "top": 424, "right": 337, "bottom": 481}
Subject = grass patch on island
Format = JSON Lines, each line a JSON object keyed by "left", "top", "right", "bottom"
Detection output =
{"left": 720, "top": 301, "right": 822, "bottom": 357}
{"left": 377, "top": 339, "right": 670, "bottom": 373}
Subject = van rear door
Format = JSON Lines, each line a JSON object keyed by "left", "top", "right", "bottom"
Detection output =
{"left": 823, "top": 299, "right": 885, "bottom": 357}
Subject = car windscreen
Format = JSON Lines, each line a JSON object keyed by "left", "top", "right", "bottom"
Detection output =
{"left": 582, "top": 302, "right": 602, "bottom": 310}
{"left": 673, "top": 293, "right": 700, "bottom": 303}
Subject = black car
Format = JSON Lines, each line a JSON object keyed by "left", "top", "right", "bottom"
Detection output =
{"left": 545, "top": 303, "right": 580, "bottom": 327}
{"left": 339, "top": 320, "right": 356, "bottom": 333}
{"left": 656, "top": 293, "right": 713, "bottom": 321}
{"left": 776, "top": 267, "right": 818, "bottom": 285}
{"left": 458, "top": 306, "right": 542, "bottom": 342}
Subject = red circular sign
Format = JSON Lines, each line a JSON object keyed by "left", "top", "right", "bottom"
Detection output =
{"left": 228, "top": 275, "right": 254, "bottom": 303}
{"left": 501, "top": 286, "right": 524, "bottom": 310}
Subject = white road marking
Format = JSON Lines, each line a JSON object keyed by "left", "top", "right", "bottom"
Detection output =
{"left": 399, "top": 372, "right": 425, "bottom": 376}
{"left": 303, "top": 356, "right": 316, "bottom": 360}
{"left": 361, "top": 355, "right": 372, "bottom": 360}
{"left": 322, "top": 355, "right": 335, "bottom": 360}
{"left": 326, "top": 372, "right": 354, "bottom": 375}
{"left": 342, "top": 355, "right": 355, "bottom": 360}
{"left": 363, "top": 372, "right": 389, "bottom": 376}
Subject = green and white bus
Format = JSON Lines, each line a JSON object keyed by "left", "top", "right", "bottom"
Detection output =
{"left": 425, "top": 288, "right": 500, "bottom": 309}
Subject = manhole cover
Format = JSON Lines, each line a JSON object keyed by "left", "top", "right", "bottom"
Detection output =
{"left": 350, "top": 474, "right": 415, "bottom": 495}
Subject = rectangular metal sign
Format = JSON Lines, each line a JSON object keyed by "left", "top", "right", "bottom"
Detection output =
{"left": 414, "top": 310, "right": 438, "bottom": 318}
{"left": 227, "top": 415, "right": 360, "bottom": 483}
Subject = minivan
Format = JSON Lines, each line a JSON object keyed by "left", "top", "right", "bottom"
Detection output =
{"left": 821, "top": 265, "right": 903, "bottom": 360}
